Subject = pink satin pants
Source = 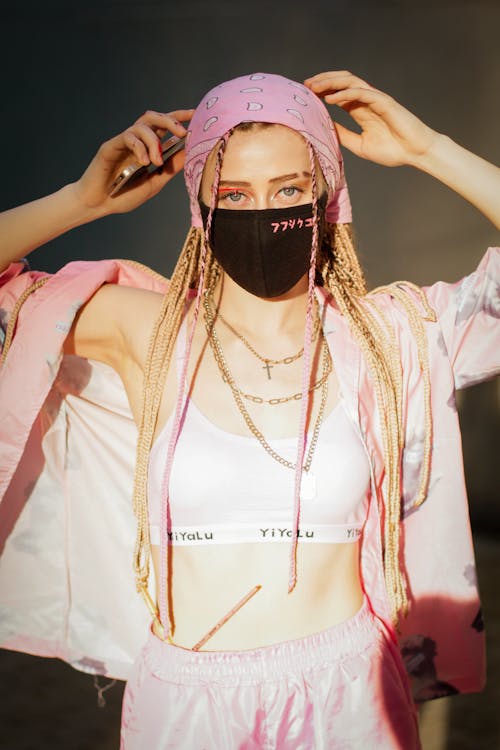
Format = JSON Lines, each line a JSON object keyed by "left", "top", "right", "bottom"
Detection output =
{"left": 120, "top": 596, "right": 421, "bottom": 749}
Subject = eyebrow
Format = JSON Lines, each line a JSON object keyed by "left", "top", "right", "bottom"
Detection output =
{"left": 218, "top": 171, "right": 311, "bottom": 187}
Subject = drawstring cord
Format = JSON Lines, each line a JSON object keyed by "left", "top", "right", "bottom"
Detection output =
{"left": 158, "top": 136, "right": 229, "bottom": 636}
{"left": 93, "top": 676, "right": 117, "bottom": 709}
{"left": 288, "top": 140, "right": 321, "bottom": 593}
{"left": 158, "top": 134, "right": 322, "bottom": 636}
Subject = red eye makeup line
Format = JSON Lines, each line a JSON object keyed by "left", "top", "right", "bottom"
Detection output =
{"left": 217, "top": 185, "right": 305, "bottom": 197}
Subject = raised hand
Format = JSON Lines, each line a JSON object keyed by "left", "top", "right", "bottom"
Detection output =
{"left": 304, "top": 71, "right": 438, "bottom": 168}
{"left": 0, "top": 108, "right": 195, "bottom": 270}
{"left": 74, "top": 109, "right": 195, "bottom": 216}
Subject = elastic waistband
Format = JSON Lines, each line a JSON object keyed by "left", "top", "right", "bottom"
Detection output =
{"left": 143, "top": 595, "right": 381, "bottom": 686}
{"left": 149, "top": 522, "right": 363, "bottom": 546}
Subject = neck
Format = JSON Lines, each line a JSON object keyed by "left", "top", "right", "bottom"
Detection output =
{"left": 208, "top": 271, "right": 314, "bottom": 337}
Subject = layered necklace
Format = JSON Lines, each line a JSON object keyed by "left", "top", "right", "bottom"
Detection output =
{"left": 213, "top": 303, "right": 322, "bottom": 381}
{"left": 202, "top": 292, "right": 332, "bottom": 500}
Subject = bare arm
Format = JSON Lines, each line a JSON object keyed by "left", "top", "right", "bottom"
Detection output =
{"left": 304, "top": 71, "right": 500, "bottom": 229}
{"left": 0, "top": 108, "right": 194, "bottom": 271}
{"left": 0, "top": 184, "right": 101, "bottom": 267}
{"left": 1, "top": 108, "right": 193, "bottom": 388}
{"left": 410, "top": 134, "right": 500, "bottom": 228}
{"left": 63, "top": 283, "right": 163, "bottom": 423}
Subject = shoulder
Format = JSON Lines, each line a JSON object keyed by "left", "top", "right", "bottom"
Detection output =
{"left": 64, "top": 260, "right": 169, "bottom": 372}
{"left": 104, "top": 283, "right": 166, "bottom": 369}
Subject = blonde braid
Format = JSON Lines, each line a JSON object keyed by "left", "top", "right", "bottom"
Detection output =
{"left": 132, "top": 220, "right": 435, "bottom": 631}
{"left": 131, "top": 216, "right": 434, "bottom": 632}
{"left": 369, "top": 280, "right": 437, "bottom": 509}
{"left": 132, "top": 227, "right": 218, "bottom": 601}
{"left": 0, "top": 277, "right": 49, "bottom": 366}
{"left": 318, "top": 223, "right": 435, "bottom": 630}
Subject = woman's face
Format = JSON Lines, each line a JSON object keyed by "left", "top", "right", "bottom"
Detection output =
{"left": 199, "top": 124, "right": 326, "bottom": 210}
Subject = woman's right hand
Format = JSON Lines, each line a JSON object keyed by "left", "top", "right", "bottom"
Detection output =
{"left": 73, "top": 109, "right": 195, "bottom": 216}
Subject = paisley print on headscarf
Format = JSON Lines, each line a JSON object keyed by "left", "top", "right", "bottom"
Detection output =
{"left": 183, "top": 72, "right": 352, "bottom": 228}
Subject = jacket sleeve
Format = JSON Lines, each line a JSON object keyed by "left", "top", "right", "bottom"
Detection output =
{"left": 423, "top": 246, "right": 500, "bottom": 389}
{"left": 0, "top": 260, "right": 50, "bottom": 353}
{"left": 0, "top": 258, "right": 167, "bottom": 678}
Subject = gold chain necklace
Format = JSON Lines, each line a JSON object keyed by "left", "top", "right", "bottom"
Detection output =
{"left": 202, "top": 293, "right": 330, "bottom": 477}
{"left": 204, "top": 294, "right": 329, "bottom": 402}
{"left": 205, "top": 295, "right": 320, "bottom": 380}
{"left": 226, "top": 356, "right": 332, "bottom": 405}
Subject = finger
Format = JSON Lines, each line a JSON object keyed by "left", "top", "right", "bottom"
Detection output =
{"left": 122, "top": 130, "right": 151, "bottom": 165}
{"left": 135, "top": 109, "right": 195, "bottom": 137}
{"left": 129, "top": 122, "right": 165, "bottom": 166}
{"left": 304, "top": 71, "right": 375, "bottom": 93}
{"left": 304, "top": 70, "right": 354, "bottom": 84}
{"left": 142, "top": 141, "right": 186, "bottom": 182}
{"left": 306, "top": 78, "right": 376, "bottom": 97}
{"left": 324, "top": 87, "right": 393, "bottom": 114}
{"left": 332, "top": 122, "right": 363, "bottom": 158}
{"left": 113, "top": 147, "right": 186, "bottom": 204}
{"left": 156, "top": 146, "right": 186, "bottom": 178}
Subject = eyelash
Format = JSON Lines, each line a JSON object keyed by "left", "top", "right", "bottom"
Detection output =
{"left": 280, "top": 186, "right": 302, "bottom": 198}
{"left": 218, "top": 191, "right": 244, "bottom": 203}
{"left": 218, "top": 186, "right": 304, "bottom": 203}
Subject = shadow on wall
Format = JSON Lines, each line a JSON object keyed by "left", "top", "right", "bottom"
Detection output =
{"left": 458, "top": 379, "right": 500, "bottom": 533}
{"left": 418, "top": 534, "right": 500, "bottom": 750}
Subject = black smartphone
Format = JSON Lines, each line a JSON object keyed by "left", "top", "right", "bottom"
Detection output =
{"left": 109, "top": 135, "right": 186, "bottom": 196}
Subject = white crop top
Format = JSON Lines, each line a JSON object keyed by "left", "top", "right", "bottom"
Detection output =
{"left": 147, "top": 315, "right": 371, "bottom": 546}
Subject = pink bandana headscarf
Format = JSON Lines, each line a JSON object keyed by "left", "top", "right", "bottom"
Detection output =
{"left": 184, "top": 72, "right": 352, "bottom": 225}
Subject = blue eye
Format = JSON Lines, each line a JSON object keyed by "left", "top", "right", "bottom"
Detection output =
{"left": 219, "top": 191, "right": 244, "bottom": 202}
{"left": 280, "top": 186, "right": 302, "bottom": 198}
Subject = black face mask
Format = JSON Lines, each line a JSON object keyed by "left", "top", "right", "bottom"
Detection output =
{"left": 199, "top": 194, "right": 327, "bottom": 298}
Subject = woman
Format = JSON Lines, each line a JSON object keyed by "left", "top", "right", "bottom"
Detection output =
{"left": 0, "top": 71, "right": 498, "bottom": 748}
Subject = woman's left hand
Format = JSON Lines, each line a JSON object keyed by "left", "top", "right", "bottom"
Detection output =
{"left": 303, "top": 71, "right": 439, "bottom": 168}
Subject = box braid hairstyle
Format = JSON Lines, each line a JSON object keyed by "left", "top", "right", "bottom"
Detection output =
{"left": 131, "top": 74, "right": 437, "bottom": 638}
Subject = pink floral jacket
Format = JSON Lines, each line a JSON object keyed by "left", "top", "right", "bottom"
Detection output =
{"left": 0, "top": 247, "right": 498, "bottom": 702}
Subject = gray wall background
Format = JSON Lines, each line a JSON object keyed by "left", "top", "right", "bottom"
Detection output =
{"left": 4, "top": 0, "right": 497, "bottom": 528}
{"left": 0, "top": 1, "right": 499, "bottom": 747}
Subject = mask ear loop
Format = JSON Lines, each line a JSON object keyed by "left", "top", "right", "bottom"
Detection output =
{"left": 158, "top": 134, "right": 229, "bottom": 635}
{"left": 288, "top": 140, "right": 320, "bottom": 593}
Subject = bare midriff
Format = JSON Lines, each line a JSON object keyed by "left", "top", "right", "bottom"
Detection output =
{"left": 150, "top": 539, "right": 363, "bottom": 650}
{"left": 141, "top": 297, "right": 366, "bottom": 651}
